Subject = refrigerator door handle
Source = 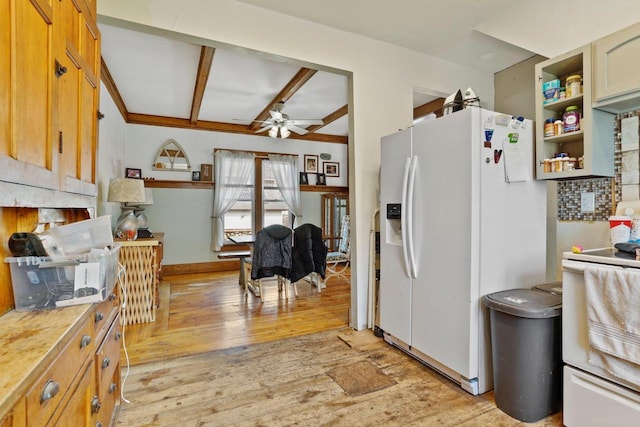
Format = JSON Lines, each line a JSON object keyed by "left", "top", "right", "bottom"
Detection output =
{"left": 407, "top": 155, "right": 418, "bottom": 278}
{"left": 401, "top": 157, "right": 412, "bottom": 277}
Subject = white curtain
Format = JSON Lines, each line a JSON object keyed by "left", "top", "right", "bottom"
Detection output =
{"left": 268, "top": 154, "right": 303, "bottom": 226}
{"left": 211, "top": 150, "right": 255, "bottom": 251}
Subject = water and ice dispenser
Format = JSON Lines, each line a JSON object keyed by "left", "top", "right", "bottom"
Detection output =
{"left": 386, "top": 203, "right": 402, "bottom": 245}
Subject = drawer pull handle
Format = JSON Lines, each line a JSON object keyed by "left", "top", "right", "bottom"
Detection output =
{"left": 41, "top": 380, "right": 59, "bottom": 403}
{"left": 91, "top": 396, "right": 101, "bottom": 414}
{"left": 102, "top": 357, "right": 111, "bottom": 369}
{"left": 95, "top": 311, "right": 104, "bottom": 322}
{"left": 96, "top": 423, "right": 103, "bottom": 427}
{"left": 108, "top": 293, "right": 117, "bottom": 301}
{"left": 115, "top": 331, "right": 122, "bottom": 341}
{"left": 109, "top": 383, "right": 117, "bottom": 393}
{"left": 80, "top": 334, "right": 92, "bottom": 348}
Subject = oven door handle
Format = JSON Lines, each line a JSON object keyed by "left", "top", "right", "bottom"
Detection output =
{"left": 562, "top": 259, "right": 626, "bottom": 273}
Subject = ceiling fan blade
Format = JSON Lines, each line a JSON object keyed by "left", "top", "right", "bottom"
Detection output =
{"left": 289, "top": 119, "right": 323, "bottom": 126}
{"left": 269, "top": 110, "right": 283, "bottom": 121}
{"left": 287, "top": 124, "right": 309, "bottom": 135}
{"left": 255, "top": 125, "right": 273, "bottom": 133}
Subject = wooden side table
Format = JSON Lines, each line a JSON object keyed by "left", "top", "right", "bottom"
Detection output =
{"left": 116, "top": 234, "right": 163, "bottom": 325}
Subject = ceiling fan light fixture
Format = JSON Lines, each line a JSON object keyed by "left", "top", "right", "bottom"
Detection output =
{"left": 280, "top": 127, "right": 291, "bottom": 139}
{"left": 268, "top": 127, "right": 278, "bottom": 138}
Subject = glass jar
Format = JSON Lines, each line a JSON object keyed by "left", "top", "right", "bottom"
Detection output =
{"left": 544, "top": 118, "right": 555, "bottom": 137}
{"left": 554, "top": 120, "right": 563, "bottom": 135}
{"left": 566, "top": 74, "right": 581, "bottom": 98}
{"left": 563, "top": 106, "right": 580, "bottom": 133}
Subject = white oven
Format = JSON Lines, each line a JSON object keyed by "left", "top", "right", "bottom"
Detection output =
{"left": 562, "top": 248, "right": 640, "bottom": 426}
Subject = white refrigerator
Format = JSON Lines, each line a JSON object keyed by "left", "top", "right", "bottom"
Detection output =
{"left": 378, "top": 107, "right": 547, "bottom": 395}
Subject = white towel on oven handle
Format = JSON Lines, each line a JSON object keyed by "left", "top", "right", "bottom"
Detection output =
{"left": 585, "top": 265, "right": 640, "bottom": 386}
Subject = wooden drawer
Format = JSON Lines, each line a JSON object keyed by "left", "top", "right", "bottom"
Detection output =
{"left": 92, "top": 362, "right": 120, "bottom": 427}
{"left": 94, "top": 291, "right": 119, "bottom": 344}
{"left": 95, "top": 315, "right": 121, "bottom": 398}
{"left": 24, "top": 319, "right": 94, "bottom": 426}
{"left": 51, "top": 361, "right": 92, "bottom": 426}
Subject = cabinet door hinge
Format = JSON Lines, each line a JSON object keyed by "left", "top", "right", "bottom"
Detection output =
{"left": 58, "top": 131, "right": 63, "bottom": 154}
{"left": 54, "top": 60, "right": 67, "bottom": 78}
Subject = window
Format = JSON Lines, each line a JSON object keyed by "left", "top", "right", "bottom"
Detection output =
{"left": 223, "top": 158, "right": 291, "bottom": 241}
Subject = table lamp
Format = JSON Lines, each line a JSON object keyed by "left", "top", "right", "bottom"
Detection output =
{"left": 107, "top": 178, "right": 146, "bottom": 240}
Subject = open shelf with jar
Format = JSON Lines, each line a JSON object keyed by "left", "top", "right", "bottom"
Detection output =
{"left": 535, "top": 45, "right": 615, "bottom": 180}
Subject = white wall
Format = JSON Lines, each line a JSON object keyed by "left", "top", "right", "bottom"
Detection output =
{"left": 96, "top": 81, "right": 127, "bottom": 227}
{"left": 98, "top": 0, "right": 496, "bottom": 330}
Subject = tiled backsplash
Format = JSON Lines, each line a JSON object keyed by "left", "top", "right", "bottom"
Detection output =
{"left": 557, "top": 110, "right": 640, "bottom": 220}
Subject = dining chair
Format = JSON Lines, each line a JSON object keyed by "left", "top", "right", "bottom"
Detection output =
{"left": 324, "top": 215, "right": 350, "bottom": 285}
{"left": 245, "top": 224, "right": 293, "bottom": 302}
{"left": 289, "top": 223, "right": 328, "bottom": 295}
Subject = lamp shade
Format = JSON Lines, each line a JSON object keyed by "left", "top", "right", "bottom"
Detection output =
{"left": 138, "top": 188, "right": 154, "bottom": 206}
{"left": 107, "top": 178, "right": 145, "bottom": 203}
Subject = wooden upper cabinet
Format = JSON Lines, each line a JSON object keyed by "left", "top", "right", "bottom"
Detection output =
{"left": 0, "top": 0, "right": 58, "bottom": 192}
{"left": 55, "top": 0, "right": 99, "bottom": 193}
{"left": 0, "top": 0, "right": 100, "bottom": 206}
{"left": 593, "top": 21, "right": 640, "bottom": 113}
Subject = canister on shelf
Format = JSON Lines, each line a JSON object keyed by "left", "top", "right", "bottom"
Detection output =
{"left": 563, "top": 106, "right": 580, "bottom": 133}
{"left": 544, "top": 118, "right": 555, "bottom": 137}
{"left": 543, "top": 159, "right": 552, "bottom": 173}
{"left": 554, "top": 120, "right": 563, "bottom": 135}
{"left": 577, "top": 156, "right": 584, "bottom": 169}
{"left": 566, "top": 74, "right": 581, "bottom": 98}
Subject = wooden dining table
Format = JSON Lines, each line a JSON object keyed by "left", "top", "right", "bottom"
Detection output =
{"left": 228, "top": 235, "right": 260, "bottom": 296}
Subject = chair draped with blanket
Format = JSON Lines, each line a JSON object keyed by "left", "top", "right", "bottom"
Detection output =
{"left": 324, "top": 215, "right": 350, "bottom": 284}
{"left": 289, "top": 223, "right": 328, "bottom": 294}
{"left": 245, "top": 224, "right": 292, "bottom": 302}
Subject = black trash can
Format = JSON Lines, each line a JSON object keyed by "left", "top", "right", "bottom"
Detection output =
{"left": 482, "top": 289, "right": 562, "bottom": 423}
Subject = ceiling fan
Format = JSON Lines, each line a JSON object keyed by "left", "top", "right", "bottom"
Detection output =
{"left": 253, "top": 102, "right": 324, "bottom": 139}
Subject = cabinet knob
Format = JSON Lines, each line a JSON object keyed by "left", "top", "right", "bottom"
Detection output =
{"left": 95, "top": 311, "right": 104, "bottom": 322}
{"left": 40, "top": 380, "right": 59, "bottom": 403}
{"left": 80, "top": 334, "right": 92, "bottom": 348}
{"left": 96, "top": 423, "right": 103, "bottom": 427}
{"left": 115, "top": 331, "right": 122, "bottom": 341}
{"left": 109, "top": 383, "right": 117, "bottom": 393}
{"left": 91, "top": 396, "right": 101, "bottom": 414}
{"left": 108, "top": 293, "right": 117, "bottom": 301}
{"left": 102, "top": 357, "right": 111, "bottom": 369}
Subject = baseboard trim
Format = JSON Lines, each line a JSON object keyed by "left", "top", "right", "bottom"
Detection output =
{"left": 163, "top": 260, "right": 239, "bottom": 275}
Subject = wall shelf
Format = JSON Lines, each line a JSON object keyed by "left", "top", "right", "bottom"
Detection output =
{"left": 144, "top": 180, "right": 347, "bottom": 193}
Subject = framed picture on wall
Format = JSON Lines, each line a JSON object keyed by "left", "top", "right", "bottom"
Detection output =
{"left": 323, "top": 162, "right": 339, "bottom": 177}
{"left": 125, "top": 168, "right": 142, "bottom": 179}
{"left": 299, "top": 172, "right": 309, "bottom": 185}
{"left": 304, "top": 155, "right": 318, "bottom": 173}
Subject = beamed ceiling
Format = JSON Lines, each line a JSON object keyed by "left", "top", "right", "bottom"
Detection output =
{"left": 98, "top": 23, "right": 445, "bottom": 145}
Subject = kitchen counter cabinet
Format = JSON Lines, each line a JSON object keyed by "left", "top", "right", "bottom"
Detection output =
{"left": 0, "top": 287, "right": 121, "bottom": 426}
{"left": 593, "top": 21, "right": 640, "bottom": 113}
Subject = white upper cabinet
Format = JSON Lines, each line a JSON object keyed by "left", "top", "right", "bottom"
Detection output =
{"left": 593, "top": 21, "right": 640, "bottom": 113}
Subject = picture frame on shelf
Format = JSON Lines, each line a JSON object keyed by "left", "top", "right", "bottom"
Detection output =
{"left": 323, "top": 162, "right": 339, "bottom": 177}
{"left": 200, "top": 163, "right": 213, "bottom": 181}
{"left": 316, "top": 173, "right": 326, "bottom": 185}
{"left": 299, "top": 172, "right": 309, "bottom": 185}
{"left": 304, "top": 155, "right": 318, "bottom": 173}
{"left": 125, "top": 168, "right": 142, "bottom": 179}
{"left": 192, "top": 171, "right": 201, "bottom": 181}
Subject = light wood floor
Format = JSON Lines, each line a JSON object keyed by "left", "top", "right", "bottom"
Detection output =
{"left": 117, "top": 270, "right": 563, "bottom": 426}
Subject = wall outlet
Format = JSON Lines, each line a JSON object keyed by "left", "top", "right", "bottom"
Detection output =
{"left": 581, "top": 192, "right": 595, "bottom": 213}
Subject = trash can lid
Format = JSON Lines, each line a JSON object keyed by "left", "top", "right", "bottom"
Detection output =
{"left": 482, "top": 289, "right": 562, "bottom": 318}
{"left": 532, "top": 281, "right": 563, "bottom": 295}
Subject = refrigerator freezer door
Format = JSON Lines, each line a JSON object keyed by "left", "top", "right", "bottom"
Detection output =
{"left": 409, "top": 109, "right": 476, "bottom": 380}
{"left": 379, "top": 127, "right": 413, "bottom": 344}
